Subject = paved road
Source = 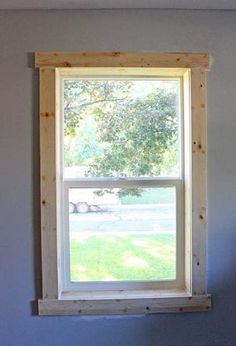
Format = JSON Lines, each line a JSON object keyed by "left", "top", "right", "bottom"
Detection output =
{"left": 70, "top": 204, "right": 176, "bottom": 234}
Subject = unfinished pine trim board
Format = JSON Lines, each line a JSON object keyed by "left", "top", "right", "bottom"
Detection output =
{"left": 36, "top": 51, "right": 211, "bottom": 315}
{"left": 39, "top": 295, "right": 211, "bottom": 316}
{"left": 35, "top": 51, "right": 210, "bottom": 69}
{"left": 191, "top": 68, "right": 207, "bottom": 296}
{"left": 39, "top": 68, "right": 58, "bottom": 300}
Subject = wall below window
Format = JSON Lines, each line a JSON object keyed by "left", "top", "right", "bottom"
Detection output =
{"left": 0, "top": 9, "right": 235, "bottom": 346}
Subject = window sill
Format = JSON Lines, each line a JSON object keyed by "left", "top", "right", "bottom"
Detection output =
{"left": 38, "top": 291, "right": 211, "bottom": 315}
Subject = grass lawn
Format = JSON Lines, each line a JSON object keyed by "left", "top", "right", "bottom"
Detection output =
{"left": 70, "top": 233, "right": 176, "bottom": 282}
{"left": 120, "top": 187, "right": 175, "bottom": 205}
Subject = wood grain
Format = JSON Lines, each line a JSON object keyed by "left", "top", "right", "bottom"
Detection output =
{"left": 40, "top": 68, "right": 58, "bottom": 299}
{"left": 191, "top": 68, "right": 207, "bottom": 295}
{"left": 39, "top": 295, "right": 211, "bottom": 315}
{"left": 35, "top": 51, "right": 210, "bottom": 69}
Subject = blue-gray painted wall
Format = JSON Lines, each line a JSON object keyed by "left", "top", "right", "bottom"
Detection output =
{"left": 0, "top": 9, "right": 235, "bottom": 346}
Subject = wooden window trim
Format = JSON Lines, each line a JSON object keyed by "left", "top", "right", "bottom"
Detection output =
{"left": 36, "top": 51, "right": 211, "bottom": 315}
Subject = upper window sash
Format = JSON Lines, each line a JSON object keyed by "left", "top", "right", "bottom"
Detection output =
{"left": 60, "top": 72, "right": 183, "bottom": 180}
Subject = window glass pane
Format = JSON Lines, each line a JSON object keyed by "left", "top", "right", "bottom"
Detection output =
{"left": 63, "top": 79, "right": 180, "bottom": 178}
{"left": 69, "top": 187, "right": 176, "bottom": 282}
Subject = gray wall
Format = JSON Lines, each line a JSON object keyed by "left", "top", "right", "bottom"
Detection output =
{"left": 0, "top": 9, "right": 235, "bottom": 346}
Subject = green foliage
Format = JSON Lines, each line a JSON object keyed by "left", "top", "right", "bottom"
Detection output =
{"left": 64, "top": 80, "right": 131, "bottom": 136}
{"left": 64, "top": 114, "right": 102, "bottom": 167}
{"left": 118, "top": 188, "right": 142, "bottom": 198}
{"left": 64, "top": 80, "right": 179, "bottom": 177}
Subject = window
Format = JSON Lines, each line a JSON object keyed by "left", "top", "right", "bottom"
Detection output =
{"left": 36, "top": 52, "right": 211, "bottom": 315}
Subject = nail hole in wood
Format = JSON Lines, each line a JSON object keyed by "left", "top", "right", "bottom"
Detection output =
{"left": 64, "top": 61, "right": 71, "bottom": 67}
{"left": 112, "top": 52, "right": 120, "bottom": 57}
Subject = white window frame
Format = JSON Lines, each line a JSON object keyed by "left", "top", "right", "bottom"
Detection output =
{"left": 36, "top": 52, "right": 211, "bottom": 315}
{"left": 60, "top": 71, "right": 184, "bottom": 294}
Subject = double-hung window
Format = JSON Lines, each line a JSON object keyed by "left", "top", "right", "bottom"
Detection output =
{"left": 36, "top": 52, "right": 211, "bottom": 315}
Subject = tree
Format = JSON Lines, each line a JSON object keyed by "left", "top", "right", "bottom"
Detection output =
{"left": 64, "top": 79, "right": 179, "bottom": 178}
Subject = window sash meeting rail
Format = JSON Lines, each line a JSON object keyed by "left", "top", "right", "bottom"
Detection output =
{"left": 63, "top": 177, "right": 183, "bottom": 189}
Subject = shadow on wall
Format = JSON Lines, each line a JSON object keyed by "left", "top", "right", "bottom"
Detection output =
{"left": 30, "top": 52, "right": 42, "bottom": 314}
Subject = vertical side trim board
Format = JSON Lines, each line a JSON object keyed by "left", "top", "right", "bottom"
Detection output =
{"left": 40, "top": 68, "right": 58, "bottom": 299}
{"left": 191, "top": 68, "right": 207, "bottom": 295}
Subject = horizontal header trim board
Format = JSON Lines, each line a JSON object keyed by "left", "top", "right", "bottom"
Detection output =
{"left": 35, "top": 52, "right": 210, "bottom": 69}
